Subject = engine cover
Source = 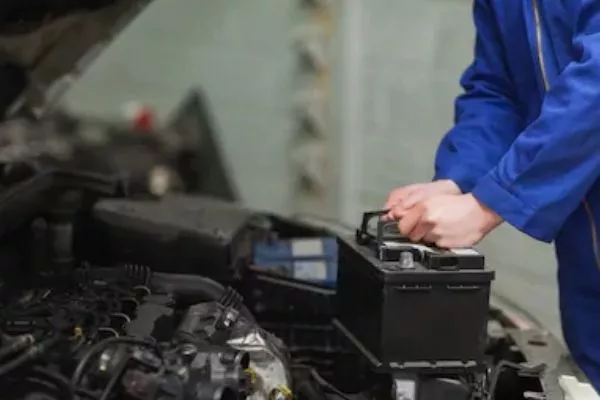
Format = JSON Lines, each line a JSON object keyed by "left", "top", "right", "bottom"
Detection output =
{"left": 86, "top": 195, "right": 267, "bottom": 281}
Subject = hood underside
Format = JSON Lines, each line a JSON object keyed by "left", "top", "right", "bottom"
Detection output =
{"left": 0, "top": 0, "right": 147, "bottom": 118}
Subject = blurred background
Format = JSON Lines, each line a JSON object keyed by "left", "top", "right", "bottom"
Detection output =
{"left": 0, "top": 0, "right": 560, "bottom": 339}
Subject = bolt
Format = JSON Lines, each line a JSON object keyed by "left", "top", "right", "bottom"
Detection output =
{"left": 392, "top": 378, "right": 416, "bottom": 400}
{"left": 175, "top": 366, "right": 189, "bottom": 381}
{"left": 222, "top": 310, "right": 238, "bottom": 327}
{"left": 399, "top": 251, "right": 415, "bottom": 269}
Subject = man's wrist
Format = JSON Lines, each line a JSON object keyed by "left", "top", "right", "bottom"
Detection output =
{"left": 472, "top": 194, "right": 503, "bottom": 231}
{"left": 436, "top": 179, "right": 462, "bottom": 195}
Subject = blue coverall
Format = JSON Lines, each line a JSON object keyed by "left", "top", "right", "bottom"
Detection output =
{"left": 433, "top": 0, "right": 600, "bottom": 388}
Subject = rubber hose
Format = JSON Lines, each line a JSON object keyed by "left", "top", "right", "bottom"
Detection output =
{"left": 87, "top": 268, "right": 255, "bottom": 321}
{"left": 29, "top": 367, "right": 75, "bottom": 400}
{"left": 152, "top": 273, "right": 224, "bottom": 299}
{"left": 0, "top": 337, "right": 58, "bottom": 378}
{"left": 151, "top": 272, "right": 255, "bottom": 322}
{"left": 0, "top": 334, "right": 34, "bottom": 361}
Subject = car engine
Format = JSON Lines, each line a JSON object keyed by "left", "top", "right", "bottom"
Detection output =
{"left": 0, "top": 107, "right": 580, "bottom": 400}
{"left": 0, "top": 261, "right": 294, "bottom": 400}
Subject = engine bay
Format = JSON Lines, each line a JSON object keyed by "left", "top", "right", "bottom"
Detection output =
{"left": 0, "top": 263, "right": 293, "bottom": 400}
{"left": 0, "top": 185, "right": 579, "bottom": 400}
{"left": 0, "top": 101, "right": 584, "bottom": 400}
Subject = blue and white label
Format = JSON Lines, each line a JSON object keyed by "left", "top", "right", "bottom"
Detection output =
{"left": 293, "top": 260, "right": 328, "bottom": 281}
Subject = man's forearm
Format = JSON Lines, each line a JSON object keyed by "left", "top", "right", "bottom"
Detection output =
{"left": 470, "top": 2, "right": 600, "bottom": 242}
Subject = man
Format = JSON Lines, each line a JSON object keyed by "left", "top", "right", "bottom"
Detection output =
{"left": 383, "top": 0, "right": 600, "bottom": 390}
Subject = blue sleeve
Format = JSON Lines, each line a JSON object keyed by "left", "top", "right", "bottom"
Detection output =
{"left": 472, "top": 1, "right": 600, "bottom": 243}
{"left": 434, "top": 0, "right": 524, "bottom": 193}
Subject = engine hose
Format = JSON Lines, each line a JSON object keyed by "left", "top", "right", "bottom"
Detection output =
{"left": 152, "top": 273, "right": 226, "bottom": 299}
{"left": 0, "top": 337, "right": 59, "bottom": 378}
{"left": 71, "top": 336, "right": 159, "bottom": 386}
{"left": 151, "top": 273, "right": 255, "bottom": 322}
{"left": 29, "top": 366, "right": 75, "bottom": 400}
{"left": 86, "top": 267, "right": 255, "bottom": 321}
{"left": 0, "top": 334, "right": 34, "bottom": 361}
{"left": 76, "top": 389, "right": 99, "bottom": 400}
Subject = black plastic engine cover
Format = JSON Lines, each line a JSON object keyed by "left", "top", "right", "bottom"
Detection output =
{"left": 83, "top": 195, "right": 266, "bottom": 282}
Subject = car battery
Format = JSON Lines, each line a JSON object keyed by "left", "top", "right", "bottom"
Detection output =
{"left": 252, "top": 237, "right": 338, "bottom": 287}
{"left": 334, "top": 211, "right": 494, "bottom": 373}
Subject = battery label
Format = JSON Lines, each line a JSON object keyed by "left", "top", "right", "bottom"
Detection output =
{"left": 291, "top": 238, "right": 325, "bottom": 257}
{"left": 293, "top": 260, "right": 328, "bottom": 281}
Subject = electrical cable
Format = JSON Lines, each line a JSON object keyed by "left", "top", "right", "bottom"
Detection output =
{"left": 0, "top": 334, "right": 34, "bottom": 361}
{"left": 71, "top": 336, "right": 159, "bottom": 386}
{"left": 0, "top": 368, "right": 77, "bottom": 400}
{"left": 0, "top": 270, "right": 153, "bottom": 399}
{"left": 309, "top": 368, "right": 353, "bottom": 400}
{"left": 0, "top": 337, "right": 58, "bottom": 377}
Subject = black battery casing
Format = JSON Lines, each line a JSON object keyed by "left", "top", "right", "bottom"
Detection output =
{"left": 334, "top": 232, "right": 494, "bottom": 373}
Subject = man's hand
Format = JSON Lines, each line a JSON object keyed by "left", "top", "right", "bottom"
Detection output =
{"left": 398, "top": 193, "right": 503, "bottom": 248}
{"left": 383, "top": 180, "right": 461, "bottom": 220}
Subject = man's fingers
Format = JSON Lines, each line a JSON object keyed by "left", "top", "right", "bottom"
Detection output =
{"left": 401, "top": 190, "right": 427, "bottom": 210}
{"left": 423, "top": 230, "right": 440, "bottom": 245}
{"left": 388, "top": 203, "right": 410, "bottom": 220}
{"left": 383, "top": 189, "right": 424, "bottom": 221}
{"left": 408, "top": 219, "right": 433, "bottom": 242}
{"left": 383, "top": 185, "right": 419, "bottom": 210}
{"left": 383, "top": 189, "right": 402, "bottom": 210}
{"left": 382, "top": 211, "right": 394, "bottom": 221}
{"left": 435, "top": 239, "right": 454, "bottom": 249}
{"left": 384, "top": 205, "right": 409, "bottom": 221}
{"left": 398, "top": 205, "right": 424, "bottom": 236}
